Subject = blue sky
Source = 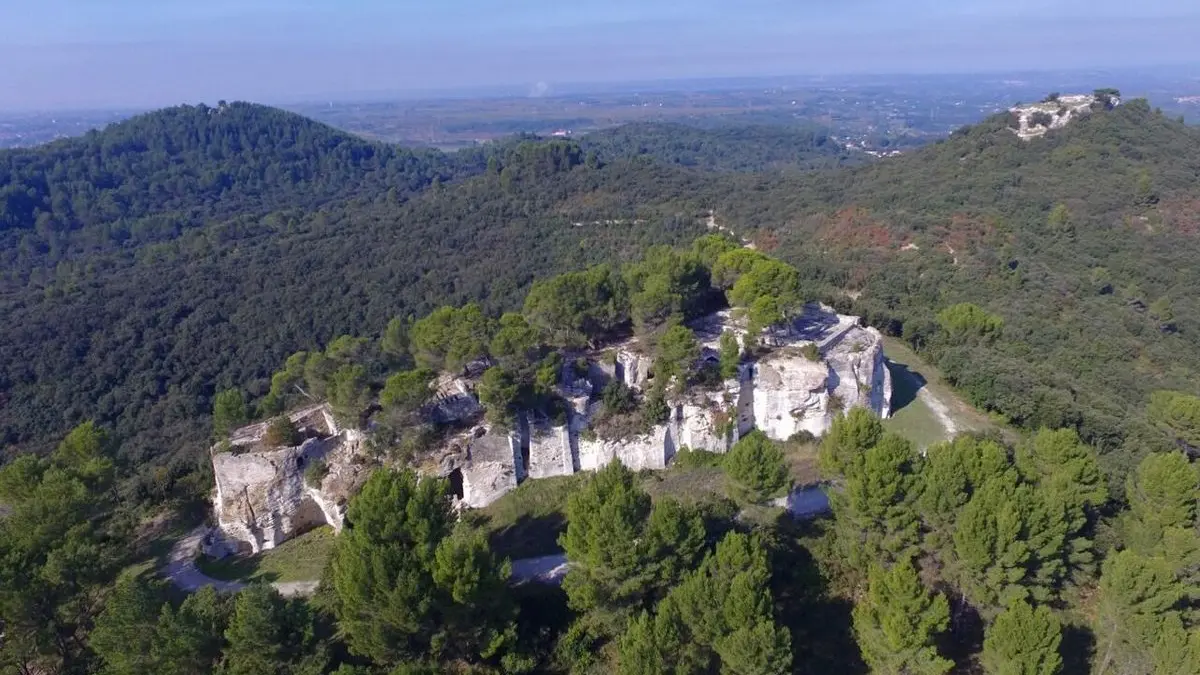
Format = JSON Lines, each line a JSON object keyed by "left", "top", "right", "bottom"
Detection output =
{"left": 2, "top": 0, "right": 1198, "bottom": 109}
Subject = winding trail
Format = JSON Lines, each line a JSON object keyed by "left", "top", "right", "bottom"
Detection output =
{"left": 162, "top": 527, "right": 318, "bottom": 597}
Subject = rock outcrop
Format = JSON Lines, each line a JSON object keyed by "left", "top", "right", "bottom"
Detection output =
{"left": 211, "top": 404, "right": 370, "bottom": 554}
{"left": 1009, "top": 93, "right": 1118, "bottom": 140}
{"left": 438, "top": 304, "right": 890, "bottom": 508}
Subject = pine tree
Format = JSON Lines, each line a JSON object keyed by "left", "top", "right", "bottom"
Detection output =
{"left": 560, "top": 460, "right": 654, "bottom": 631}
{"left": 1152, "top": 616, "right": 1200, "bottom": 675}
{"left": 617, "top": 611, "right": 673, "bottom": 675}
{"left": 669, "top": 532, "right": 792, "bottom": 675}
{"left": 1123, "top": 451, "right": 1199, "bottom": 557}
{"left": 718, "top": 330, "right": 741, "bottom": 380}
{"left": 952, "top": 476, "right": 1033, "bottom": 611}
{"left": 835, "top": 432, "right": 922, "bottom": 570}
{"left": 851, "top": 561, "right": 952, "bottom": 675}
{"left": 90, "top": 576, "right": 167, "bottom": 675}
{"left": 981, "top": 600, "right": 1063, "bottom": 675}
{"left": 331, "top": 469, "right": 451, "bottom": 664}
{"left": 725, "top": 430, "right": 791, "bottom": 504}
{"left": 819, "top": 407, "right": 883, "bottom": 477}
{"left": 220, "top": 584, "right": 322, "bottom": 675}
{"left": 1015, "top": 429, "right": 1104, "bottom": 581}
{"left": 641, "top": 498, "right": 706, "bottom": 595}
{"left": 152, "top": 586, "right": 232, "bottom": 675}
{"left": 1093, "top": 550, "right": 1186, "bottom": 675}
{"left": 211, "top": 388, "right": 248, "bottom": 438}
{"left": 429, "top": 527, "right": 518, "bottom": 660}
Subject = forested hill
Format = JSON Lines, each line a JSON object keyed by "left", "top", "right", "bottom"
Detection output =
{"left": 4, "top": 96, "right": 1200, "bottom": 503}
{"left": 0, "top": 102, "right": 486, "bottom": 282}
{"left": 712, "top": 99, "right": 1200, "bottom": 475}
{"left": 0, "top": 132, "right": 712, "bottom": 499}
{"left": 577, "top": 122, "right": 859, "bottom": 172}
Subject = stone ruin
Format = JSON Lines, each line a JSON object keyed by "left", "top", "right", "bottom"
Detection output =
{"left": 437, "top": 304, "right": 891, "bottom": 508}
{"left": 208, "top": 403, "right": 370, "bottom": 555}
{"left": 205, "top": 305, "right": 893, "bottom": 549}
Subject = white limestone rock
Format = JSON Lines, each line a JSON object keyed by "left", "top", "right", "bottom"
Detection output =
{"left": 458, "top": 429, "right": 524, "bottom": 508}
{"left": 614, "top": 347, "right": 654, "bottom": 390}
{"left": 752, "top": 351, "right": 831, "bottom": 440}
{"left": 212, "top": 404, "right": 368, "bottom": 554}
{"left": 577, "top": 424, "right": 675, "bottom": 471}
{"left": 524, "top": 414, "right": 575, "bottom": 479}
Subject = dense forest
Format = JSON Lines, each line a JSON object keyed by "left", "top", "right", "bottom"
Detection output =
{"left": 11, "top": 236, "right": 1200, "bottom": 674}
{"left": 6, "top": 95, "right": 1200, "bottom": 673}
{"left": 710, "top": 99, "right": 1200, "bottom": 485}
{"left": 577, "top": 122, "right": 859, "bottom": 172}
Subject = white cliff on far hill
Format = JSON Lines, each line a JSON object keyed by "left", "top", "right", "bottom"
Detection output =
{"left": 1009, "top": 93, "right": 1119, "bottom": 140}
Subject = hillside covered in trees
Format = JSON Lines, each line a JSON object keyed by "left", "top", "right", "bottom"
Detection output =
{"left": 7, "top": 94, "right": 1200, "bottom": 673}
{"left": 708, "top": 98, "right": 1200, "bottom": 484}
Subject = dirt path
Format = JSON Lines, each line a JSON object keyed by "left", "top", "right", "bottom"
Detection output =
{"left": 917, "top": 387, "right": 959, "bottom": 437}
{"left": 162, "top": 527, "right": 317, "bottom": 597}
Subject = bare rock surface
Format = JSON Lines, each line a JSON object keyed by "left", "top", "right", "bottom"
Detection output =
{"left": 212, "top": 403, "right": 369, "bottom": 554}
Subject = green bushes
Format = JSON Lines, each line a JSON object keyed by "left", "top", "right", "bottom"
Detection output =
{"left": 263, "top": 416, "right": 302, "bottom": 448}
{"left": 724, "top": 431, "right": 790, "bottom": 504}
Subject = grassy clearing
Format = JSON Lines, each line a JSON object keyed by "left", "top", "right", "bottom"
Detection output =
{"left": 196, "top": 526, "right": 335, "bottom": 583}
{"left": 120, "top": 507, "right": 204, "bottom": 583}
{"left": 472, "top": 475, "right": 583, "bottom": 560}
{"left": 881, "top": 337, "right": 1000, "bottom": 449}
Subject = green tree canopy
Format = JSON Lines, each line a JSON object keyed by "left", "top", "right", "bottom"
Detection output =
{"left": 724, "top": 430, "right": 790, "bottom": 504}
{"left": 212, "top": 388, "right": 248, "bottom": 438}
{"left": 264, "top": 415, "right": 302, "bottom": 447}
{"left": 1093, "top": 550, "right": 1186, "bottom": 675}
{"left": 936, "top": 303, "right": 1003, "bottom": 342}
{"left": 523, "top": 264, "right": 630, "bottom": 348}
{"left": 1147, "top": 391, "right": 1200, "bottom": 450}
{"left": 833, "top": 430, "right": 922, "bottom": 570}
{"left": 330, "top": 468, "right": 515, "bottom": 667}
{"left": 379, "top": 368, "right": 435, "bottom": 412}
{"left": 409, "top": 303, "right": 494, "bottom": 373}
{"left": 981, "top": 600, "right": 1063, "bottom": 675}
{"left": 220, "top": 584, "right": 325, "bottom": 675}
{"left": 852, "top": 562, "right": 952, "bottom": 675}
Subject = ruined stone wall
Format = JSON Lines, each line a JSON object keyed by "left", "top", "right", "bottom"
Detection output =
{"left": 212, "top": 407, "right": 368, "bottom": 554}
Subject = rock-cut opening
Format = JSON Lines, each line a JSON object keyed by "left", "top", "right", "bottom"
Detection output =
{"left": 447, "top": 468, "right": 465, "bottom": 500}
{"left": 291, "top": 495, "right": 328, "bottom": 537}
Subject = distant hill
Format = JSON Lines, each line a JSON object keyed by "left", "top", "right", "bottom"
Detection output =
{"left": 0, "top": 102, "right": 488, "bottom": 286}
{"left": 578, "top": 122, "right": 860, "bottom": 172}
{"left": 3, "top": 97, "right": 1199, "bottom": 500}
{"left": 711, "top": 99, "right": 1200, "bottom": 473}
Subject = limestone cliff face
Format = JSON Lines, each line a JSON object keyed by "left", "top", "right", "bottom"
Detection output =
{"left": 211, "top": 404, "right": 369, "bottom": 554}
{"left": 438, "top": 305, "right": 892, "bottom": 508}
{"left": 752, "top": 353, "right": 830, "bottom": 440}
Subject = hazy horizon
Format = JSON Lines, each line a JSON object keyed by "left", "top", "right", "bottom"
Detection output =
{"left": 3, "top": 0, "right": 1200, "bottom": 111}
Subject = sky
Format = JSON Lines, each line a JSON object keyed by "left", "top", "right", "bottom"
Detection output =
{"left": 2, "top": 0, "right": 1199, "bottom": 110}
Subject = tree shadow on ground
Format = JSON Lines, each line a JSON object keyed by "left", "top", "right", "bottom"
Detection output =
{"left": 487, "top": 513, "right": 568, "bottom": 560}
{"left": 1061, "top": 623, "right": 1096, "bottom": 675}
{"left": 886, "top": 359, "right": 928, "bottom": 413}
{"left": 195, "top": 553, "right": 280, "bottom": 583}
{"left": 769, "top": 517, "right": 868, "bottom": 675}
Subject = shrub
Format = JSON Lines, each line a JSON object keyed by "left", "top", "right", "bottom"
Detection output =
{"left": 304, "top": 458, "right": 329, "bottom": 488}
{"left": 800, "top": 343, "right": 820, "bottom": 361}
{"left": 724, "top": 431, "right": 790, "bottom": 504}
{"left": 641, "top": 386, "right": 671, "bottom": 426}
{"left": 263, "top": 416, "right": 302, "bottom": 447}
{"left": 1029, "top": 111, "right": 1054, "bottom": 128}
{"left": 672, "top": 448, "right": 725, "bottom": 469}
{"left": 601, "top": 381, "right": 637, "bottom": 415}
